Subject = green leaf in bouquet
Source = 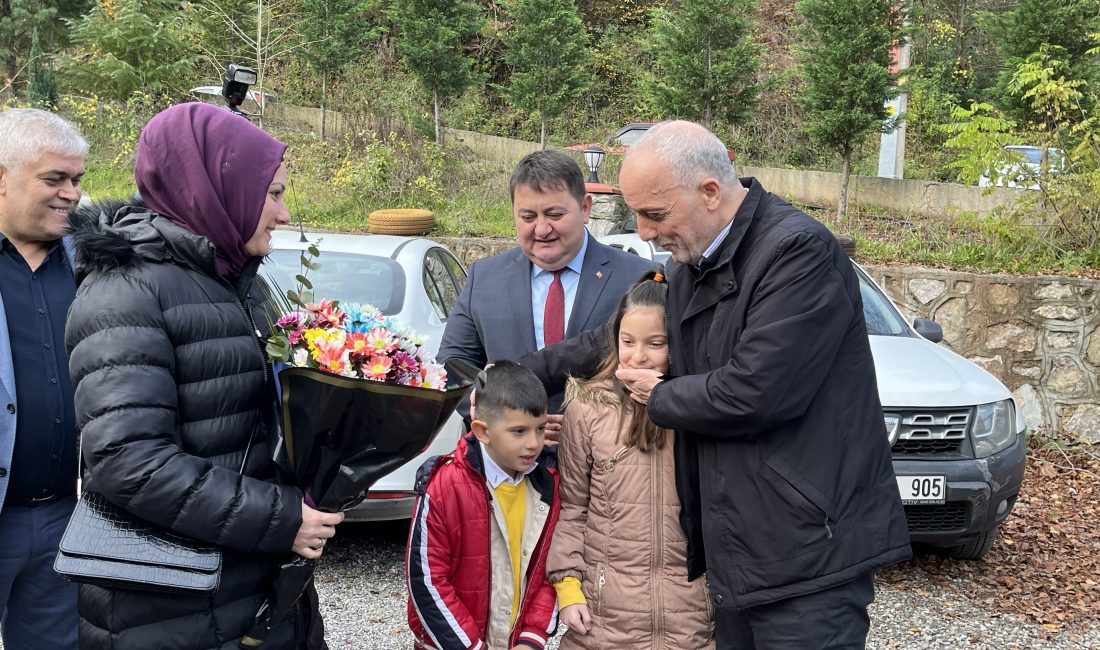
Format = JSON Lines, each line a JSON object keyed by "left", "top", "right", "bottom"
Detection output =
{"left": 308, "top": 244, "right": 320, "bottom": 257}
{"left": 299, "top": 254, "right": 322, "bottom": 271}
{"left": 266, "top": 336, "right": 291, "bottom": 361}
{"left": 295, "top": 274, "right": 313, "bottom": 290}
{"left": 298, "top": 290, "right": 314, "bottom": 304}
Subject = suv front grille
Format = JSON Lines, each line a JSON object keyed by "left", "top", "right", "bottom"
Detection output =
{"left": 904, "top": 502, "right": 969, "bottom": 531}
{"left": 889, "top": 409, "right": 971, "bottom": 456}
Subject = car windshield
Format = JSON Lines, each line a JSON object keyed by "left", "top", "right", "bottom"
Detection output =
{"left": 1008, "top": 146, "right": 1062, "bottom": 165}
{"left": 263, "top": 250, "right": 406, "bottom": 315}
{"left": 615, "top": 127, "right": 649, "bottom": 147}
{"left": 854, "top": 265, "right": 910, "bottom": 337}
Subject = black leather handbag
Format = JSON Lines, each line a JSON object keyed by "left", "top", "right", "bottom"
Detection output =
{"left": 53, "top": 490, "right": 222, "bottom": 594}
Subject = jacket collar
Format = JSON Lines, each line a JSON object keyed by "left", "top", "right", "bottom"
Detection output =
{"left": 671, "top": 178, "right": 763, "bottom": 322}
{"left": 70, "top": 202, "right": 261, "bottom": 289}
{"left": 458, "top": 433, "right": 557, "bottom": 505}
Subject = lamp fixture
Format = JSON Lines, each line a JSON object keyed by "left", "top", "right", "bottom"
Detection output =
{"left": 583, "top": 146, "right": 606, "bottom": 184}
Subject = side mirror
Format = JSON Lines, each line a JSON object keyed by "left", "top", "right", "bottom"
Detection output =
{"left": 913, "top": 317, "right": 943, "bottom": 343}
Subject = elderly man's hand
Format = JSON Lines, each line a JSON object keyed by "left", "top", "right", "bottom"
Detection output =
{"left": 615, "top": 367, "right": 664, "bottom": 405}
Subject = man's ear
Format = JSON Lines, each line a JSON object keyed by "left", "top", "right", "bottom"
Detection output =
{"left": 471, "top": 419, "right": 491, "bottom": 445}
{"left": 581, "top": 193, "right": 592, "bottom": 224}
{"left": 0, "top": 166, "right": 8, "bottom": 197}
{"left": 699, "top": 177, "right": 722, "bottom": 210}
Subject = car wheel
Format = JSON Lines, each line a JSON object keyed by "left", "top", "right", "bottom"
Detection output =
{"left": 944, "top": 528, "right": 997, "bottom": 560}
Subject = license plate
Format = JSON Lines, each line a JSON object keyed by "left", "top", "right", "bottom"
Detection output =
{"left": 896, "top": 475, "right": 946, "bottom": 505}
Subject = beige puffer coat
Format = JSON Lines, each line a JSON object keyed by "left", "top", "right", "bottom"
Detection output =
{"left": 547, "top": 379, "right": 714, "bottom": 650}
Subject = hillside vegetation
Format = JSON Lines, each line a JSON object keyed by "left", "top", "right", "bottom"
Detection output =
{"left": 4, "top": 0, "right": 1098, "bottom": 271}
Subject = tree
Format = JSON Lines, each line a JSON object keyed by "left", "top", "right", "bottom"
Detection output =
{"left": 28, "top": 28, "right": 59, "bottom": 109}
{"left": 388, "top": 0, "right": 483, "bottom": 145}
{"left": 648, "top": 0, "right": 762, "bottom": 129}
{"left": 500, "top": 0, "right": 591, "bottom": 148}
{"left": 0, "top": 0, "right": 89, "bottom": 96}
{"left": 298, "top": 0, "right": 379, "bottom": 138}
{"left": 796, "top": 0, "right": 902, "bottom": 218}
{"left": 60, "top": 0, "right": 198, "bottom": 101}
{"left": 192, "top": 0, "right": 305, "bottom": 122}
{"left": 985, "top": 0, "right": 1100, "bottom": 120}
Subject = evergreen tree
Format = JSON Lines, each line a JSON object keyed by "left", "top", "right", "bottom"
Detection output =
{"left": 501, "top": 0, "right": 591, "bottom": 148}
{"left": 649, "top": 0, "right": 762, "bottom": 129}
{"left": 298, "top": 0, "right": 379, "bottom": 138}
{"left": 388, "top": 0, "right": 483, "bottom": 145}
{"left": 796, "top": 0, "right": 901, "bottom": 218}
{"left": 28, "top": 28, "right": 60, "bottom": 109}
{"left": 0, "top": 0, "right": 90, "bottom": 94}
{"left": 61, "top": 0, "right": 198, "bottom": 101}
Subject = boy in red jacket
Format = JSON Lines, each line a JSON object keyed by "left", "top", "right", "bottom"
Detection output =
{"left": 407, "top": 361, "right": 560, "bottom": 650}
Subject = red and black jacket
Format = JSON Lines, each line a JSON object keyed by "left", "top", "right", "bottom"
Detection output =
{"left": 406, "top": 433, "right": 560, "bottom": 649}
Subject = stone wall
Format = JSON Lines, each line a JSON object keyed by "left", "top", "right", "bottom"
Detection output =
{"left": 430, "top": 235, "right": 1100, "bottom": 440}
{"left": 864, "top": 266, "right": 1100, "bottom": 441}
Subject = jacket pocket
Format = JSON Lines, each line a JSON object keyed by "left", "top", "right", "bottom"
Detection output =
{"left": 765, "top": 455, "right": 840, "bottom": 524}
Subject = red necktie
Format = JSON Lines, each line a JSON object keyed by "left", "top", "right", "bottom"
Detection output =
{"left": 543, "top": 269, "right": 565, "bottom": 347}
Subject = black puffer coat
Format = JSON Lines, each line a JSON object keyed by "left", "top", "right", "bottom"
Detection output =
{"left": 65, "top": 203, "right": 323, "bottom": 649}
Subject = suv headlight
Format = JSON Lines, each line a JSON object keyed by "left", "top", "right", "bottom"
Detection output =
{"left": 971, "top": 400, "right": 1016, "bottom": 458}
{"left": 883, "top": 413, "right": 901, "bottom": 447}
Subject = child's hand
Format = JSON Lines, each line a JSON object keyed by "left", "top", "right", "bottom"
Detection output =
{"left": 560, "top": 603, "right": 592, "bottom": 635}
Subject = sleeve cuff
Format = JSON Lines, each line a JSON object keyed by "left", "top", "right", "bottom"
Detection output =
{"left": 553, "top": 576, "right": 587, "bottom": 609}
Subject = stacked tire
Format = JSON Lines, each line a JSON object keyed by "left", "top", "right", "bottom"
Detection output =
{"left": 367, "top": 208, "right": 436, "bottom": 236}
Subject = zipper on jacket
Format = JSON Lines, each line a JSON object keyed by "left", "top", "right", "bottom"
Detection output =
{"left": 824, "top": 515, "right": 834, "bottom": 539}
{"left": 596, "top": 564, "right": 606, "bottom": 618}
{"left": 484, "top": 493, "right": 493, "bottom": 645}
{"left": 652, "top": 447, "right": 664, "bottom": 649}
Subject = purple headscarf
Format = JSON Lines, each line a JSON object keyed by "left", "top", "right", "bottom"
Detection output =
{"left": 135, "top": 102, "right": 287, "bottom": 276}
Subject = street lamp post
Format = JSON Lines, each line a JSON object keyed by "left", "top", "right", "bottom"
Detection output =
{"left": 583, "top": 146, "right": 606, "bottom": 184}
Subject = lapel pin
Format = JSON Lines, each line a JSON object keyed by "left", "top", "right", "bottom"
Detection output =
{"left": 596, "top": 271, "right": 603, "bottom": 279}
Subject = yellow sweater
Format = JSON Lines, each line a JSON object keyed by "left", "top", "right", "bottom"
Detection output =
{"left": 492, "top": 479, "right": 527, "bottom": 628}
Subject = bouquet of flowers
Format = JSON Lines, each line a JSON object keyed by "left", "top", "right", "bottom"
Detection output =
{"left": 243, "top": 246, "right": 477, "bottom": 648}
{"left": 268, "top": 299, "right": 448, "bottom": 390}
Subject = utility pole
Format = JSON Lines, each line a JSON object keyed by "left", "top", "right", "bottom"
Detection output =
{"left": 877, "top": 28, "right": 910, "bottom": 179}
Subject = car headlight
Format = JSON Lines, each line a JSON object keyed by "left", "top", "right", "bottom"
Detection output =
{"left": 971, "top": 399, "right": 1016, "bottom": 458}
{"left": 883, "top": 413, "right": 901, "bottom": 447}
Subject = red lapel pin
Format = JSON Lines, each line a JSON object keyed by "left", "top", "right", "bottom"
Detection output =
{"left": 596, "top": 271, "right": 603, "bottom": 279}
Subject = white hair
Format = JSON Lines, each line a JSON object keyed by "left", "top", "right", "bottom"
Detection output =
{"left": 631, "top": 120, "right": 737, "bottom": 187}
{"left": 0, "top": 108, "right": 88, "bottom": 172}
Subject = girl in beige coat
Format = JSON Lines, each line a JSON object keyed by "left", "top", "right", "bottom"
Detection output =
{"left": 547, "top": 271, "right": 714, "bottom": 649}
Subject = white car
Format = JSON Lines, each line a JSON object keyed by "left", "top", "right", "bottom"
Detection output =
{"left": 977, "top": 144, "right": 1065, "bottom": 189}
{"left": 598, "top": 232, "right": 1026, "bottom": 560}
{"left": 263, "top": 229, "right": 469, "bottom": 521}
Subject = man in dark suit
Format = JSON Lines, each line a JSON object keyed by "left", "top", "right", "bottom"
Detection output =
{"left": 438, "top": 150, "right": 654, "bottom": 438}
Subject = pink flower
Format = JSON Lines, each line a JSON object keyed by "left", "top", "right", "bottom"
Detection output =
{"left": 276, "top": 313, "right": 303, "bottom": 330}
{"left": 306, "top": 299, "right": 345, "bottom": 329}
{"left": 315, "top": 342, "right": 349, "bottom": 375}
{"left": 364, "top": 355, "right": 393, "bottom": 381}
{"left": 365, "top": 327, "right": 398, "bottom": 354}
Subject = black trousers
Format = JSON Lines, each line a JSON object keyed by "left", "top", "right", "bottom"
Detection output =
{"left": 713, "top": 573, "right": 875, "bottom": 650}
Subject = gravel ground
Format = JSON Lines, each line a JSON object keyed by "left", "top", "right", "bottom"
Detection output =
{"left": 317, "top": 523, "right": 1100, "bottom": 650}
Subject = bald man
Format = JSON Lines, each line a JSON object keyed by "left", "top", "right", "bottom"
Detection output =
{"left": 523, "top": 121, "right": 910, "bottom": 649}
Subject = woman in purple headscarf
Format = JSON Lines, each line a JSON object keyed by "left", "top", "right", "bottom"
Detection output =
{"left": 66, "top": 102, "right": 343, "bottom": 650}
